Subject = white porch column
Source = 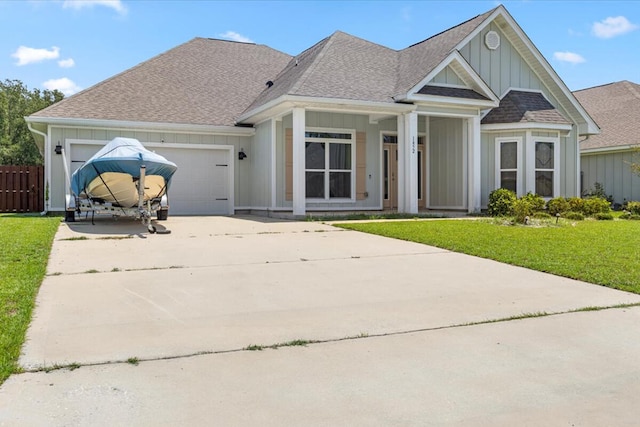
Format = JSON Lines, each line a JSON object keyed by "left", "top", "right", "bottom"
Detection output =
{"left": 467, "top": 115, "right": 482, "bottom": 213}
{"left": 404, "top": 112, "right": 419, "bottom": 213}
{"left": 396, "top": 114, "right": 406, "bottom": 212}
{"left": 292, "top": 107, "right": 306, "bottom": 216}
{"left": 270, "top": 118, "right": 277, "bottom": 209}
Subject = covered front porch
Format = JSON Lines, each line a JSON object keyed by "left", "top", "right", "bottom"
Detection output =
{"left": 281, "top": 105, "right": 484, "bottom": 216}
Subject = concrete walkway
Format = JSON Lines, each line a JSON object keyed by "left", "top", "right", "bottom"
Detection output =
{"left": 1, "top": 215, "right": 639, "bottom": 425}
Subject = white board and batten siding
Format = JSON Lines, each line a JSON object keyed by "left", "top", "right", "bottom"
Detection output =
{"left": 64, "top": 138, "right": 234, "bottom": 215}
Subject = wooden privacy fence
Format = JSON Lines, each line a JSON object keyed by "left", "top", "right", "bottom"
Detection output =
{"left": 0, "top": 166, "right": 44, "bottom": 213}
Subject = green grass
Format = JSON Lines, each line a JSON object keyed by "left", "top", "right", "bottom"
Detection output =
{"left": 0, "top": 215, "right": 60, "bottom": 384}
{"left": 337, "top": 219, "right": 640, "bottom": 294}
{"left": 307, "top": 212, "right": 448, "bottom": 221}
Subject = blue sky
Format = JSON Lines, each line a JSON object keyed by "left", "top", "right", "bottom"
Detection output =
{"left": 1, "top": 0, "right": 639, "bottom": 97}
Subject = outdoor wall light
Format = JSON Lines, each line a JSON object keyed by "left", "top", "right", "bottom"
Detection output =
{"left": 54, "top": 142, "right": 63, "bottom": 155}
{"left": 238, "top": 149, "right": 247, "bottom": 160}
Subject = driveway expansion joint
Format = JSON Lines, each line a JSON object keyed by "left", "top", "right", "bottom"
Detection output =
{"left": 19, "top": 303, "right": 640, "bottom": 374}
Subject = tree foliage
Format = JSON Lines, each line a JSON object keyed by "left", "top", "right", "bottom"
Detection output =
{"left": 631, "top": 148, "right": 640, "bottom": 178}
{"left": 0, "top": 79, "right": 64, "bottom": 165}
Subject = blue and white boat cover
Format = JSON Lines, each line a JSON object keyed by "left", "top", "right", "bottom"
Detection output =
{"left": 71, "top": 137, "right": 177, "bottom": 197}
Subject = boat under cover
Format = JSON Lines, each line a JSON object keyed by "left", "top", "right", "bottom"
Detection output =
{"left": 71, "top": 137, "right": 177, "bottom": 208}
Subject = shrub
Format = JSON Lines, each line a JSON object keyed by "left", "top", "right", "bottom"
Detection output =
{"left": 520, "top": 193, "right": 546, "bottom": 211}
{"left": 581, "top": 197, "right": 611, "bottom": 216}
{"left": 567, "top": 197, "right": 584, "bottom": 213}
{"left": 594, "top": 212, "right": 614, "bottom": 220}
{"left": 626, "top": 201, "right": 640, "bottom": 215}
{"left": 488, "top": 188, "right": 516, "bottom": 216}
{"left": 583, "top": 182, "right": 613, "bottom": 203}
{"left": 564, "top": 211, "right": 585, "bottom": 221}
{"left": 533, "top": 212, "right": 552, "bottom": 219}
{"left": 546, "top": 197, "right": 570, "bottom": 216}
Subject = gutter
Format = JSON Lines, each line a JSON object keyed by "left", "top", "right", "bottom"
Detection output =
{"left": 27, "top": 122, "right": 49, "bottom": 215}
{"left": 581, "top": 145, "right": 640, "bottom": 155}
{"left": 25, "top": 116, "right": 255, "bottom": 136}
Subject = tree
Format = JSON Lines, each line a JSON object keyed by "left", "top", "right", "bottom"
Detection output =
{"left": 0, "top": 79, "right": 64, "bottom": 165}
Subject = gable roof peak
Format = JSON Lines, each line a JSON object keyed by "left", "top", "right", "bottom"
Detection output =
{"left": 403, "top": 5, "right": 501, "bottom": 51}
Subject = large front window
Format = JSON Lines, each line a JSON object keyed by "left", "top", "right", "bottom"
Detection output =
{"left": 305, "top": 131, "right": 354, "bottom": 199}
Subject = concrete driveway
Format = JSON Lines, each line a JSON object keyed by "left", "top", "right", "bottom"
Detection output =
{"left": 1, "top": 215, "right": 640, "bottom": 426}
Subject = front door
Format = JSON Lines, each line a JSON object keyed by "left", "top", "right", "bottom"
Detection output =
{"left": 383, "top": 143, "right": 398, "bottom": 209}
{"left": 383, "top": 135, "right": 425, "bottom": 210}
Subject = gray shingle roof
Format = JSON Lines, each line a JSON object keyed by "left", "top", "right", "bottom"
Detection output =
{"left": 246, "top": 9, "right": 497, "bottom": 116}
{"left": 417, "top": 85, "right": 489, "bottom": 100}
{"left": 31, "top": 7, "right": 506, "bottom": 127}
{"left": 395, "top": 8, "right": 496, "bottom": 98}
{"left": 482, "top": 90, "right": 570, "bottom": 125}
{"left": 244, "top": 31, "right": 399, "bottom": 114}
{"left": 573, "top": 81, "right": 640, "bottom": 151}
{"left": 30, "top": 38, "right": 292, "bottom": 127}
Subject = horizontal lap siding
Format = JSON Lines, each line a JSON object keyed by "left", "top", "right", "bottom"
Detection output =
{"left": 0, "top": 166, "right": 44, "bottom": 212}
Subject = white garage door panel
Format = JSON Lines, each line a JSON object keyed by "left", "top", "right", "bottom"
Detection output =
{"left": 70, "top": 143, "right": 231, "bottom": 216}
{"left": 152, "top": 147, "right": 230, "bottom": 215}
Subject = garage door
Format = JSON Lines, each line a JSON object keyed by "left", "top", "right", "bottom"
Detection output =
{"left": 152, "top": 146, "right": 230, "bottom": 215}
{"left": 69, "top": 143, "right": 232, "bottom": 215}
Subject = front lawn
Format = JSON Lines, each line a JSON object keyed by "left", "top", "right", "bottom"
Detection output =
{"left": 0, "top": 215, "right": 59, "bottom": 384}
{"left": 336, "top": 219, "right": 640, "bottom": 294}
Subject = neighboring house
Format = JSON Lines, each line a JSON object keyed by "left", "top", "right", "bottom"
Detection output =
{"left": 574, "top": 81, "right": 640, "bottom": 205}
{"left": 26, "top": 5, "right": 598, "bottom": 217}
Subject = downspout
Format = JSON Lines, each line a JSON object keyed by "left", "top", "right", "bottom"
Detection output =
{"left": 27, "top": 122, "right": 49, "bottom": 215}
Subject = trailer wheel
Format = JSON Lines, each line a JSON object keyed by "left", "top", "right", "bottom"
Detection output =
{"left": 157, "top": 209, "right": 169, "bottom": 221}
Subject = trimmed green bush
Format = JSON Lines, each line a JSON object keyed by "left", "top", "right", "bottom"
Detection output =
{"left": 564, "top": 211, "right": 585, "bottom": 221}
{"left": 567, "top": 197, "right": 584, "bottom": 213}
{"left": 595, "top": 212, "right": 614, "bottom": 220}
{"left": 626, "top": 201, "right": 640, "bottom": 215}
{"left": 520, "top": 193, "right": 546, "bottom": 211}
{"left": 582, "top": 197, "right": 611, "bottom": 216}
{"left": 620, "top": 211, "right": 640, "bottom": 220}
{"left": 533, "top": 212, "right": 552, "bottom": 219}
{"left": 488, "top": 188, "right": 516, "bottom": 216}
{"left": 546, "top": 197, "right": 570, "bottom": 216}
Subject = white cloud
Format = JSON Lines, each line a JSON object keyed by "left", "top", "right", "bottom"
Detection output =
{"left": 553, "top": 51, "right": 586, "bottom": 64}
{"left": 62, "top": 0, "right": 127, "bottom": 15}
{"left": 58, "top": 58, "right": 75, "bottom": 68}
{"left": 11, "top": 46, "right": 60, "bottom": 66}
{"left": 218, "top": 31, "right": 254, "bottom": 43}
{"left": 401, "top": 6, "right": 411, "bottom": 22}
{"left": 592, "top": 16, "right": 638, "bottom": 39}
{"left": 42, "top": 77, "right": 82, "bottom": 96}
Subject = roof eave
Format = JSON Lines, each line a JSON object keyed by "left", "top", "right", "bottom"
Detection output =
{"left": 406, "top": 94, "right": 497, "bottom": 109}
{"left": 237, "top": 95, "right": 417, "bottom": 125}
{"left": 481, "top": 122, "right": 573, "bottom": 132}
{"left": 581, "top": 144, "right": 640, "bottom": 155}
{"left": 25, "top": 116, "right": 255, "bottom": 136}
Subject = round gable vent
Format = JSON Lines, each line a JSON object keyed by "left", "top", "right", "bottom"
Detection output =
{"left": 485, "top": 31, "right": 500, "bottom": 50}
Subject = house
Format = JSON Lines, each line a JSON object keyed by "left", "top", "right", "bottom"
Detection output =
{"left": 574, "top": 81, "right": 640, "bottom": 205}
{"left": 26, "top": 5, "right": 598, "bottom": 217}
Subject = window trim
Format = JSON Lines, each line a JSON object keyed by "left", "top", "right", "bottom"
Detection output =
{"left": 494, "top": 137, "right": 523, "bottom": 196}
{"left": 526, "top": 134, "right": 560, "bottom": 199}
{"left": 305, "top": 127, "right": 356, "bottom": 202}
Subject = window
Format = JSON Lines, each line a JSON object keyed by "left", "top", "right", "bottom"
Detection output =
{"left": 535, "top": 141, "right": 555, "bottom": 197}
{"left": 495, "top": 137, "right": 522, "bottom": 195}
{"left": 305, "top": 131, "right": 354, "bottom": 199}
